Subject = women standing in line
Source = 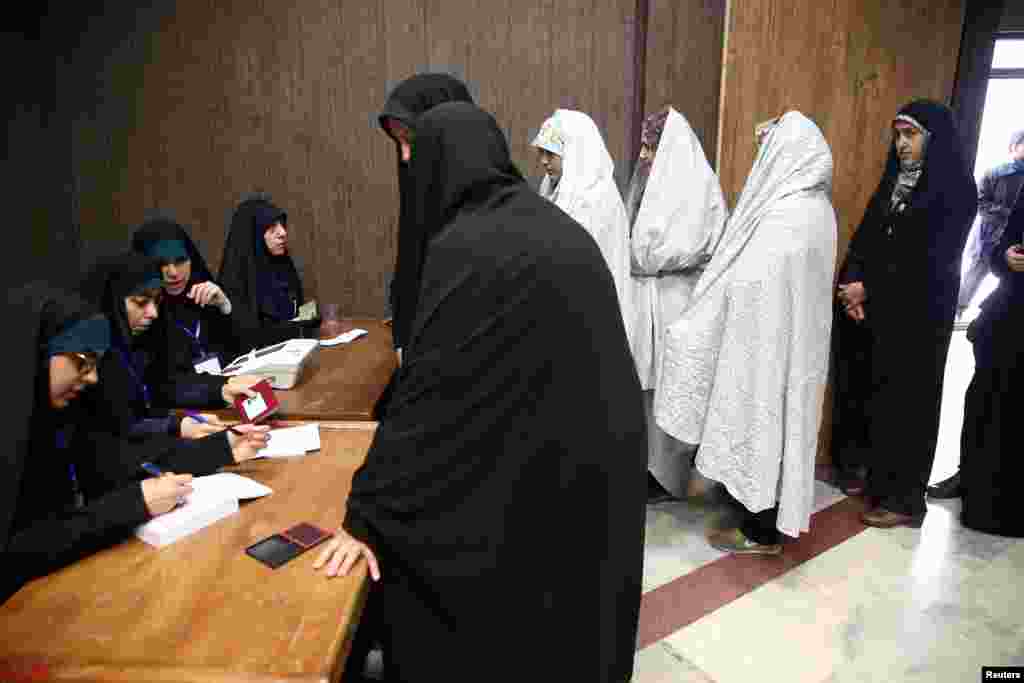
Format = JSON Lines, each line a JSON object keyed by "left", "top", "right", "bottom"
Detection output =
{"left": 626, "top": 106, "right": 727, "bottom": 502}
{"left": 655, "top": 112, "right": 837, "bottom": 554}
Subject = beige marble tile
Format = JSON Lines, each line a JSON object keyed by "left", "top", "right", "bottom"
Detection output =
{"left": 642, "top": 497, "right": 733, "bottom": 592}
{"left": 662, "top": 527, "right": 1020, "bottom": 683}
{"left": 632, "top": 641, "right": 716, "bottom": 683}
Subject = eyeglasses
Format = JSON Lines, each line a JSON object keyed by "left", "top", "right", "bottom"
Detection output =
{"left": 69, "top": 352, "right": 99, "bottom": 376}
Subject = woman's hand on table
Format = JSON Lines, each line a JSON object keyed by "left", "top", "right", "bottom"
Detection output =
{"left": 221, "top": 375, "right": 266, "bottom": 404}
{"left": 227, "top": 423, "right": 271, "bottom": 462}
{"left": 313, "top": 527, "right": 381, "bottom": 581}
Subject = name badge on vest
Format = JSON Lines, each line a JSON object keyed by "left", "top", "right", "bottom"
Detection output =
{"left": 194, "top": 352, "right": 223, "bottom": 375}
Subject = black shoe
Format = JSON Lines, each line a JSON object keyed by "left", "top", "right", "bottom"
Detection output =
{"left": 837, "top": 465, "right": 868, "bottom": 496}
{"left": 929, "top": 473, "right": 958, "bottom": 499}
{"left": 647, "top": 472, "right": 676, "bottom": 504}
{"left": 926, "top": 472, "right": 963, "bottom": 499}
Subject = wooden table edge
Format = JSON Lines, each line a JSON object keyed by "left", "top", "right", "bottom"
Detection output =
{"left": 0, "top": 571, "right": 371, "bottom": 683}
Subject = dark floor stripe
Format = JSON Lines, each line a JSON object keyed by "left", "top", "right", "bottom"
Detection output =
{"left": 636, "top": 495, "right": 869, "bottom": 650}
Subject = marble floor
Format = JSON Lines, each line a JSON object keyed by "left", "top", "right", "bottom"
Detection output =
{"left": 634, "top": 326, "right": 1024, "bottom": 682}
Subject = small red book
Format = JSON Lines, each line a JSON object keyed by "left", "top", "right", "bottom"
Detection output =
{"left": 233, "top": 379, "right": 280, "bottom": 423}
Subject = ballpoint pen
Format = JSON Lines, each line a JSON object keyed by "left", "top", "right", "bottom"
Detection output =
{"left": 183, "top": 410, "right": 245, "bottom": 436}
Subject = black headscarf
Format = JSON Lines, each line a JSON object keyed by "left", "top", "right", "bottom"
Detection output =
{"left": 218, "top": 198, "right": 303, "bottom": 323}
{"left": 79, "top": 251, "right": 164, "bottom": 346}
{"left": 1, "top": 283, "right": 107, "bottom": 578}
{"left": 132, "top": 218, "right": 243, "bottom": 371}
{"left": 378, "top": 73, "right": 474, "bottom": 351}
{"left": 344, "top": 102, "right": 646, "bottom": 682}
{"left": 885, "top": 100, "right": 974, "bottom": 221}
{"left": 131, "top": 218, "right": 214, "bottom": 285}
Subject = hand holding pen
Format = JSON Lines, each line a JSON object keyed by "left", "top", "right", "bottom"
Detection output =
{"left": 139, "top": 463, "right": 193, "bottom": 516}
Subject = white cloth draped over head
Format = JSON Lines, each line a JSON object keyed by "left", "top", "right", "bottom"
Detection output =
{"left": 654, "top": 111, "right": 837, "bottom": 537}
{"left": 535, "top": 110, "right": 636, "bottom": 353}
{"left": 628, "top": 107, "right": 727, "bottom": 390}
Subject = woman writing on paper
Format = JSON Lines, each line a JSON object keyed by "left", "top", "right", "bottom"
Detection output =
{"left": 0, "top": 283, "right": 191, "bottom": 604}
{"left": 74, "top": 252, "right": 268, "bottom": 490}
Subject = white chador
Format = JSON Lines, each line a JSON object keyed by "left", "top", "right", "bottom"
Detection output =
{"left": 654, "top": 112, "right": 837, "bottom": 537}
{"left": 626, "top": 108, "right": 727, "bottom": 497}
{"left": 534, "top": 110, "right": 636, "bottom": 354}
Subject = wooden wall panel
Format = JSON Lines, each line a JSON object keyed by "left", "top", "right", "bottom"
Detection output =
{"left": 644, "top": 0, "right": 726, "bottom": 169}
{"left": 717, "top": 0, "right": 966, "bottom": 462}
{"left": 66, "top": 0, "right": 637, "bottom": 316}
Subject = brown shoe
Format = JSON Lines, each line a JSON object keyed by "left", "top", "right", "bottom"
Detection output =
{"left": 861, "top": 508, "right": 925, "bottom": 529}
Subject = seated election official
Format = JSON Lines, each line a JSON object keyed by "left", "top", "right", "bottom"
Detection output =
{"left": 132, "top": 218, "right": 242, "bottom": 376}
{"left": 1, "top": 283, "right": 193, "bottom": 604}
{"left": 218, "top": 198, "right": 319, "bottom": 349}
{"left": 314, "top": 103, "right": 646, "bottom": 683}
{"left": 77, "top": 251, "right": 263, "bottom": 441}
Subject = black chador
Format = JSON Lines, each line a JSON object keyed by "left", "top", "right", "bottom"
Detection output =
{"left": 831, "top": 101, "right": 977, "bottom": 517}
{"left": 342, "top": 103, "right": 647, "bottom": 683}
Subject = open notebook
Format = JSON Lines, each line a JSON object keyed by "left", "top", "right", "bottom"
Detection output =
{"left": 135, "top": 473, "right": 272, "bottom": 548}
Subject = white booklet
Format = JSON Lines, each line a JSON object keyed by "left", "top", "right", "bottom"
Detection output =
{"left": 135, "top": 473, "right": 273, "bottom": 548}
{"left": 320, "top": 328, "right": 368, "bottom": 347}
{"left": 256, "top": 423, "right": 321, "bottom": 458}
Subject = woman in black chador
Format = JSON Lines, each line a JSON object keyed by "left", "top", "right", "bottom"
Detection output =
{"left": 371, "top": 73, "right": 475, "bottom": 420}
{"left": 132, "top": 218, "right": 243, "bottom": 374}
{"left": 1, "top": 283, "right": 193, "bottom": 604}
{"left": 218, "top": 198, "right": 319, "bottom": 349}
{"left": 959, "top": 200, "right": 1024, "bottom": 537}
{"left": 831, "top": 100, "right": 977, "bottom": 528}
{"left": 313, "top": 102, "right": 647, "bottom": 683}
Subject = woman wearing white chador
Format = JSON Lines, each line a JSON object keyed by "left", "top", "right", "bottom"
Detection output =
{"left": 626, "top": 107, "right": 727, "bottom": 499}
{"left": 533, "top": 110, "right": 636, "bottom": 352}
{"left": 655, "top": 112, "right": 837, "bottom": 551}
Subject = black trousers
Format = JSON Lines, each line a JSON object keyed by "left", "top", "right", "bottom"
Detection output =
{"left": 740, "top": 506, "right": 780, "bottom": 545}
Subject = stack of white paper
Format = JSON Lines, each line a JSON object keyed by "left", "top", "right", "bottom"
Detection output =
{"left": 135, "top": 473, "right": 273, "bottom": 548}
{"left": 257, "top": 423, "right": 321, "bottom": 458}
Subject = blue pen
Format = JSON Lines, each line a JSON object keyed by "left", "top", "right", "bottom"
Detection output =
{"left": 184, "top": 410, "right": 245, "bottom": 436}
{"left": 140, "top": 462, "right": 164, "bottom": 477}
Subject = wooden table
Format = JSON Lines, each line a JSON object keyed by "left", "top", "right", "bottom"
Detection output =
{"left": 215, "top": 318, "right": 396, "bottom": 423}
{"left": 0, "top": 424, "right": 377, "bottom": 683}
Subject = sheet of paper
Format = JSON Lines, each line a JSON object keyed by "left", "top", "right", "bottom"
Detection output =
{"left": 320, "top": 328, "right": 368, "bottom": 347}
{"left": 194, "top": 355, "right": 223, "bottom": 375}
{"left": 190, "top": 472, "right": 273, "bottom": 500}
{"left": 257, "top": 423, "right": 321, "bottom": 458}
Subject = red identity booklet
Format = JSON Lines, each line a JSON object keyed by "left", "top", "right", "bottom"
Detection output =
{"left": 233, "top": 379, "right": 280, "bottom": 423}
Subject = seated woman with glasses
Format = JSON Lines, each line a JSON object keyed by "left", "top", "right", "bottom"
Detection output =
{"left": 0, "top": 283, "right": 194, "bottom": 604}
